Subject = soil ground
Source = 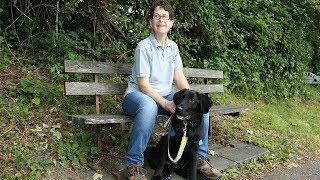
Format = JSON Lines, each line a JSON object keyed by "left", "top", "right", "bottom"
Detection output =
{"left": 46, "top": 117, "right": 232, "bottom": 180}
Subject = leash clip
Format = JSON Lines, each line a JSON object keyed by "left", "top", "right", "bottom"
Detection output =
{"left": 183, "top": 120, "right": 187, "bottom": 137}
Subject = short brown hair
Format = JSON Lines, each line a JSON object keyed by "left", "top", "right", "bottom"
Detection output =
{"left": 148, "top": 0, "right": 175, "bottom": 20}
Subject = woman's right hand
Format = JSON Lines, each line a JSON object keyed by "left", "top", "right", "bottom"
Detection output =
{"left": 164, "top": 100, "right": 176, "bottom": 114}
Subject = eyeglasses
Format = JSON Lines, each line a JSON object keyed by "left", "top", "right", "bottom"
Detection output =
{"left": 153, "top": 14, "right": 170, "bottom": 20}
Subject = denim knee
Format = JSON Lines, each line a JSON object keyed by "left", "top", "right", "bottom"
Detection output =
{"left": 133, "top": 99, "right": 158, "bottom": 132}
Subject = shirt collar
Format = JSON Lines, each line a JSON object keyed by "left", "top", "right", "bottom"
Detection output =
{"left": 149, "top": 34, "right": 171, "bottom": 48}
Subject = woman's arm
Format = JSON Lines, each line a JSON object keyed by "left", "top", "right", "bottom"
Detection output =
{"left": 138, "top": 77, "right": 176, "bottom": 113}
{"left": 173, "top": 69, "right": 190, "bottom": 90}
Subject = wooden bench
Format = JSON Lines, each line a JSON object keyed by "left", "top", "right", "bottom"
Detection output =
{"left": 64, "top": 60, "right": 249, "bottom": 146}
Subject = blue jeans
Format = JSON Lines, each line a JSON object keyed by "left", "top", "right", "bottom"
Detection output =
{"left": 122, "top": 92, "right": 209, "bottom": 167}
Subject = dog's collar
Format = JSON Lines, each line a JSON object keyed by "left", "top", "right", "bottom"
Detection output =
{"left": 168, "top": 120, "right": 188, "bottom": 164}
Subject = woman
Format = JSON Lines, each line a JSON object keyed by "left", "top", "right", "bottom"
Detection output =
{"left": 122, "top": 0, "right": 221, "bottom": 179}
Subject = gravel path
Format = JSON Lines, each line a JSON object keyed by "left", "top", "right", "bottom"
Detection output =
{"left": 252, "top": 158, "right": 320, "bottom": 180}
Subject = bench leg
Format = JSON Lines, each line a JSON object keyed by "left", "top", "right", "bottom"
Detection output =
{"left": 121, "top": 123, "right": 125, "bottom": 130}
{"left": 95, "top": 125, "right": 102, "bottom": 147}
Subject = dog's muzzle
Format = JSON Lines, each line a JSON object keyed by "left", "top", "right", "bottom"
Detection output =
{"left": 176, "top": 114, "right": 191, "bottom": 120}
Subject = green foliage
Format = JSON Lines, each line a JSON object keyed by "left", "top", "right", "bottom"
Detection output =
{"left": 171, "top": 0, "right": 316, "bottom": 98}
{"left": 0, "top": 96, "right": 100, "bottom": 179}
{"left": 9, "top": 73, "right": 62, "bottom": 105}
{"left": 1, "top": 0, "right": 319, "bottom": 98}
{"left": 60, "top": 95, "right": 96, "bottom": 116}
{"left": 51, "top": 126, "right": 99, "bottom": 168}
{"left": 303, "top": 85, "right": 320, "bottom": 101}
{"left": 0, "top": 35, "right": 10, "bottom": 71}
{"left": 50, "top": 62, "right": 68, "bottom": 83}
{"left": 222, "top": 167, "right": 240, "bottom": 179}
{"left": 0, "top": 95, "right": 32, "bottom": 125}
{"left": 2, "top": 140, "right": 54, "bottom": 179}
{"left": 243, "top": 159, "right": 262, "bottom": 176}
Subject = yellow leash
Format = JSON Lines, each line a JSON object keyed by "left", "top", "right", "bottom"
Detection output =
{"left": 167, "top": 120, "right": 188, "bottom": 164}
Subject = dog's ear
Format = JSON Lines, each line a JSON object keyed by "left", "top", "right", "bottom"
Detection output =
{"left": 173, "top": 88, "right": 187, "bottom": 105}
{"left": 199, "top": 93, "right": 213, "bottom": 114}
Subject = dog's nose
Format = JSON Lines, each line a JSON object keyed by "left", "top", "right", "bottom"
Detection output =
{"left": 176, "top": 106, "right": 183, "bottom": 111}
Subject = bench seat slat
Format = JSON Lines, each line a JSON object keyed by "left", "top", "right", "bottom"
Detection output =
{"left": 69, "top": 114, "right": 132, "bottom": 124}
{"left": 69, "top": 114, "right": 170, "bottom": 124}
{"left": 210, "top": 105, "right": 250, "bottom": 116}
{"left": 68, "top": 105, "right": 249, "bottom": 124}
{"left": 65, "top": 82, "right": 224, "bottom": 95}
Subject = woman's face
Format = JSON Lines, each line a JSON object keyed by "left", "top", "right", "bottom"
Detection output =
{"left": 150, "top": 6, "right": 174, "bottom": 36}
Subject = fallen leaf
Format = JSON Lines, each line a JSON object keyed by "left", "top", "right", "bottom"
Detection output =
{"left": 30, "top": 126, "right": 42, "bottom": 132}
{"left": 52, "top": 123, "right": 61, "bottom": 129}
{"left": 53, "top": 131, "right": 62, "bottom": 140}
{"left": 208, "top": 149, "right": 215, "bottom": 156}
{"left": 92, "top": 173, "right": 103, "bottom": 180}
{"left": 246, "top": 130, "right": 253, "bottom": 134}
{"left": 39, "top": 142, "right": 48, "bottom": 150}
{"left": 288, "top": 162, "right": 300, "bottom": 168}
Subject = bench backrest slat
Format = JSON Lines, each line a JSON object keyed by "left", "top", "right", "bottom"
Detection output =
{"left": 64, "top": 60, "right": 223, "bottom": 79}
{"left": 65, "top": 82, "right": 127, "bottom": 95}
{"left": 174, "top": 84, "right": 224, "bottom": 93}
{"left": 183, "top": 68, "right": 223, "bottom": 78}
{"left": 64, "top": 60, "right": 132, "bottom": 75}
{"left": 65, "top": 82, "right": 224, "bottom": 95}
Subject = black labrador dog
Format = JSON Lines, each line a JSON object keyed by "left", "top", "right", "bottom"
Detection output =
{"left": 145, "top": 89, "right": 213, "bottom": 180}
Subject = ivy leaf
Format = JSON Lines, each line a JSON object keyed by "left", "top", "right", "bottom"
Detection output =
{"left": 31, "top": 97, "right": 41, "bottom": 105}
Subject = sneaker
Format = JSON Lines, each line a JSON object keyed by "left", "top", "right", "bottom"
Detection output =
{"left": 197, "top": 157, "right": 222, "bottom": 179}
{"left": 126, "top": 164, "right": 147, "bottom": 180}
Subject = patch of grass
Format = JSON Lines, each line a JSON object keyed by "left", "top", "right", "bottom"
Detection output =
{"left": 217, "top": 95, "right": 320, "bottom": 179}
{"left": 245, "top": 100, "right": 320, "bottom": 153}
{"left": 222, "top": 167, "right": 240, "bottom": 179}
{"left": 303, "top": 85, "right": 320, "bottom": 101}
{"left": 0, "top": 91, "right": 100, "bottom": 179}
{"left": 210, "top": 90, "right": 249, "bottom": 105}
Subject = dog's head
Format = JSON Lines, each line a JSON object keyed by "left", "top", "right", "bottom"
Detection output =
{"left": 173, "top": 89, "right": 213, "bottom": 121}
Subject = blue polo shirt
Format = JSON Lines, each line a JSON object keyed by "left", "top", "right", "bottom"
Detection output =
{"left": 125, "top": 34, "right": 183, "bottom": 96}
